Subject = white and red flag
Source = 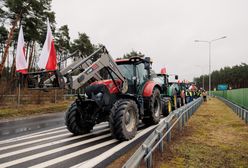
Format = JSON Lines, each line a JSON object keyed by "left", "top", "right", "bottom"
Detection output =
{"left": 16, "top": 25, "right": 28, "bottom": 74}
{"left": 38, "top": 19, "right": 57, "bottom": 70}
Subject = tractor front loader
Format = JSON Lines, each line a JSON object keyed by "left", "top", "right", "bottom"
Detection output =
{"left": 27, "top": 46, "right": 163, "bottom": 141}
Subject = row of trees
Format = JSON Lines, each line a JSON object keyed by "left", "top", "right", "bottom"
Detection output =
{"left": 0, "top": 0, "right": 143, "bottom": 96}
{"left": 0, "top": 0, "right": 96, "bottom": 82}
{"left": 194, "top": 63, "right": 248, "bottom": 90}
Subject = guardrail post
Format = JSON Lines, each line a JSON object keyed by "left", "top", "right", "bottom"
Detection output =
{"left": 239, "top": 108, "right": 241, "bottom": 117}
{"left": 166, "top": 122, "right": 171, "bottom": 143}
{"left": 188, "top": 107, "right": 191, "bottom": 118}
{"left": 177, "top": 112, "right": 182, "bottom": 132}
{"left": 186, "top": 109, "right": 189, "bottom": 122}
{"left": 192, "top": 104, "right": 194, "bottom": 114}
{"left": 184, "top": 110, "right": 187, "bottom": 123}
{"left": 245, "top": 110, "right": 248, "bottom": 124}
{"left": 190, "top": 106, "right": 192, "bottom": 118}
{"left": 158, "top": 131, "right": 164, "bottom": 153}
{"left": 182, "top": 112, "right": 185, "bottom": 127}
{"left": 145, "top": 147, "right": 152, "bottom": 168}
{"left": 142, "top": 144, "right": 152, "bottom": 168}
{"left": 241, "top": 109, "right": 244, "bottom": 120}
{"left": 188, "top": 107, "right": 191, "bottom": 120}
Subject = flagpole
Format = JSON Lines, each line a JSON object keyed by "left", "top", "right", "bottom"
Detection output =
{"left": 17, "top": 73, "right": 22, "bottom": 106}
{"left": 18, "top": 81, "right": 21, "bottom": 106}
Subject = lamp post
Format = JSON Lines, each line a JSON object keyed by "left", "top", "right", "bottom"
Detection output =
{"left": 195, "top": 36, "right": 226, "bottom": 98}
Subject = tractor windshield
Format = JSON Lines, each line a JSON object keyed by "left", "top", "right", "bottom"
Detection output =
{"left": 117, "top": 64, "right": 134, "bottom": 84}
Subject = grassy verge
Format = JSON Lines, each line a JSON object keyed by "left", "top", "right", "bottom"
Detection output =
{"left": 159, "top": 98, "right": 248, "bottom": 168}
{"left": 0, "top": 101, "right": 72, "bottom": 120}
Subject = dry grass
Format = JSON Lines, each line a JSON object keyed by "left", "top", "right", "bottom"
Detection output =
{"left": 159, "top": 98, "right": 248, "bottom": 168}
{"left": 0, "top": 100, "right": 72, "bottom": 120}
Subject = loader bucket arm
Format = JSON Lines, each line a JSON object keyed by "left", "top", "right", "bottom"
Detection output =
{"left": 70, "top": 47, "right": 128, "bottom": 93}
{"left": 27, "top": 46, "right": 128, "bottom": 94}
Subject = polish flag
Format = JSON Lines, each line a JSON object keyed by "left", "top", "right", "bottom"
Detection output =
{"left": 16, "top": 25, "right": 28, "bottom": 74}
{"left": 38, "top": 19, "right": 57, "bottom": 70}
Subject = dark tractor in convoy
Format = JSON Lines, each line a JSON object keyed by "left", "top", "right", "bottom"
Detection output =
{"left": 27, "top": 46, "right": 164, "bottom": 141}
{"left": 153, "top": 69, "right": 190, "bottom": 115}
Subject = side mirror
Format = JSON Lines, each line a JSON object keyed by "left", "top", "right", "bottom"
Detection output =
{"left": 175, "top": 75, "right": 178, "bottom": 80}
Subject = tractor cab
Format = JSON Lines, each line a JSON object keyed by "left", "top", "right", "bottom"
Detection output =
{"left": 115, "top": 57, "right": 152, "bottom": 94}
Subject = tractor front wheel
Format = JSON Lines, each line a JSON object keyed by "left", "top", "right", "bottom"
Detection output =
{"left": 110, "top": 99, "right": 139, "bottom": 141}
{"left": 65, "top": 102, "right": 94, "bottom": 135}
{"left": 143, "top": 88, "right": 162, "bottom": 125}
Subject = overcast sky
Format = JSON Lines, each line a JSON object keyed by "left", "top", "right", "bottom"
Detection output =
{"left": 52, "top": 0, "right": 248, "bottom": 81}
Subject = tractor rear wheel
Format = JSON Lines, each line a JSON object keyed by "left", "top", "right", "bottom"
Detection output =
{"left": 110, "top": 99, "right": 138, "bottom": 141}
{"left": 65, "top": 102, "right": 94, "bottom": 135}
{"left": 143, "top": 88, "right": 162, "bottom": 125}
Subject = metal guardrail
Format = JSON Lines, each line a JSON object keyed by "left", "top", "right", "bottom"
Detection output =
{"left": 217, "top": 96, "right": 248, "bottom": 124}
{"left": 123, "top": 97, "right": 203, "bottom": 168}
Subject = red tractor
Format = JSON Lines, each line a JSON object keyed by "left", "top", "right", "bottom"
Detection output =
{"left": 27, "top": 46, "right": 163, "bottom": 141}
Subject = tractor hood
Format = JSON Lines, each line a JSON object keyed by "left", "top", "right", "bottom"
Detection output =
{"left": 90, "top": 79, "right": 122, "bottom": 94}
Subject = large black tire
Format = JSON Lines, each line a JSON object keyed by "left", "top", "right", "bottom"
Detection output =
{"left": 172, "top": 95, "right": 177, "bottom": 110}
{"left": 143, "top": 88, "right": 162, "bottom": 125}
{"left": 109, "top": 99, "right": 139, "bottom": 141}
{"left": 65, "top": 102, "right": 94, "bottom": 135}
{"left": 162, "top": 99, "right": 172, "bottom": 117}
{"left": 177, "top": 98, "right": 182, "bottom": 108}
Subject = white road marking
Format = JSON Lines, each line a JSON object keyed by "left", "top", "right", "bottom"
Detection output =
{"left": 0, "top": 126, "right": 66, "bottom": 144}
{"left": 73, "top": 125, "right": 156, "bottom": 168}
{"left": 0, "top": 132, "right": 71, "bottom": 151}
{"left": 0, "top": 122, "right": 108, "bottom": 145}
{"left": 0, "top": 124, "right": 108, "bottom": 151}
{"left": 0, "top": 128, "right": 109, "bottom": 159}
{"left": 30, "top": 139, "right": 117, "bottom": 168}
{"left": 0, "top": 134, "right": 111, "bottom": 168}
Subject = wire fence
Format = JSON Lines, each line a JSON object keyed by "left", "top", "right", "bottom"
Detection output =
{"left": 212, "top": 88, "right": 248, "bottom": 110}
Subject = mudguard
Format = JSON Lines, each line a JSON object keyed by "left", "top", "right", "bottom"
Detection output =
{"left": 142, "top": 81, "right": 161, "bottom": 97}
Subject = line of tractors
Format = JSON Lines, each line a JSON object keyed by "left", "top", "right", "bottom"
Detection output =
{"left": 27, "top": 46, "right": 201, "bottom": 141}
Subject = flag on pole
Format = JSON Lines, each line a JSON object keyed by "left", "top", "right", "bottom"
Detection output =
{"left": 38, "top": 19, "right": 57, "bottom": 70}
{"left": 16, "top": 25, "right": 28, "bottom": 74}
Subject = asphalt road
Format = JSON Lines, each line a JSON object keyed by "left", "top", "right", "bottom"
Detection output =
{"left": 0, "top": 112, "right": 156, "bottom": 168}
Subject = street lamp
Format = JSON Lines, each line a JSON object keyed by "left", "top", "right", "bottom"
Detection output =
{"left": 194, "top": 36, "right": 226, "bottom": 98}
